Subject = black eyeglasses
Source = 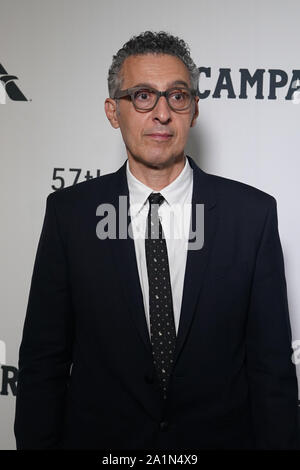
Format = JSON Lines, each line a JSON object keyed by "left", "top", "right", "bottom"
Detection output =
{"left": 114, "top": 86, "right": 197, "bottom": 112}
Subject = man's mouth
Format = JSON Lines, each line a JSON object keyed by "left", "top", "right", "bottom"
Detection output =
{"left": 145, "top": 133, "right": 173, "bottom": 141}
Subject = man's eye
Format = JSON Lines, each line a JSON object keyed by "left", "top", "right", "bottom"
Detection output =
{"left": 135, "top": 90, "right": 152, "bottom": 100}
{"left": 170, "top": 91, "right": 185, "bottom": 100}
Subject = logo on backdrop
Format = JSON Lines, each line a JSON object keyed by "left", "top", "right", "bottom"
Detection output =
{"left": 0, "top": 63, "right": 28, "bottom": 104}
{"left": 51, "top": 167, "right": 101, "bottom": 191}
{"left": 0, "top": 340, "right": 18, "bottom": 396}
{"left": 198, "top": 67, "right": 300, "bottom": 102}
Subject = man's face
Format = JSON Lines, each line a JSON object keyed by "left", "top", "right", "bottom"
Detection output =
{"left": 105, "top": 54, "right": 199, "bottom": 169}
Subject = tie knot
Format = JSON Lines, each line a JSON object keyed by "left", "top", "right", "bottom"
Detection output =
{"left": 148, "top": 192, "right": 164, "bottom": 207}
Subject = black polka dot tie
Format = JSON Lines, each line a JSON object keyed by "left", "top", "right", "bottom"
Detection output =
{"left": 145, "top": 192, "right": 176, "bottom": 400}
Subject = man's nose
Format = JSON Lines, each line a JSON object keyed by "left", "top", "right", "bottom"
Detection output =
{"left": 152, "top": 95, "right": 171, "bottom": 123}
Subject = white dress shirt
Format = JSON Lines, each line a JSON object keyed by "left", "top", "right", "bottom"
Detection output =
{"left": 126, "top": 156, "right": 193, "bottom": 336}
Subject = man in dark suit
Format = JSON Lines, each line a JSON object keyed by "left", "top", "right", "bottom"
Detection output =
{"left": 14, "top": 31, "right": 299, "bottom": 449}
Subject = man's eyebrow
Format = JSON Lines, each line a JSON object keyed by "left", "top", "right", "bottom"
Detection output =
{"left": 168, "top": 80, "right": 190, "bottom": 88}
{"left": 129, "top": 80, "right": 190, "bottom": 89}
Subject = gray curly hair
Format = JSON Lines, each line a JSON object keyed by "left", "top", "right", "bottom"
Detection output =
{"left": 108, "top": 31, "right": 199, "bottom": 98}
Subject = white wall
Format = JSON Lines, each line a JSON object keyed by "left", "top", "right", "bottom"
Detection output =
{"left": 0, "top": 0, "right": 299, "bottom": 449}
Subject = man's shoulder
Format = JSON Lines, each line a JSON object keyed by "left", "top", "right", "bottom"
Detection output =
{"left": 201, "top": 168, "right": 276, "bottom": 210}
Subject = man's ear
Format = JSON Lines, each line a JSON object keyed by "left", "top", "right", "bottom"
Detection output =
{"left": 190, "top": 96, "right": 199, "bottom": 127}
{"left": 104, "top": 98, "right": 120, "bottom": 129}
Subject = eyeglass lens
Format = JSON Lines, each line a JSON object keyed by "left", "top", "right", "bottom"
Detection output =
{"left": 133, "top": 88, "right": 192, "bottom": 110}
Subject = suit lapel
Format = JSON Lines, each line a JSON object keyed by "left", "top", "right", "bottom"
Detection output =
{"left": 173, "top": 156, "right": 218, "bottom": 366}
{"left": 108, "top": 161, "right": 153, "bottom": 354}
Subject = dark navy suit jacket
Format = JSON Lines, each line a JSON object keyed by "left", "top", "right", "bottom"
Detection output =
{"left": 14, "top": 156, "right": 299, "bottom": 449}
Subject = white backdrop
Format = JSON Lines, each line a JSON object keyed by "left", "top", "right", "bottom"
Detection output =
{"left": 0, "top": 0, "right": 299, "bottom": 450}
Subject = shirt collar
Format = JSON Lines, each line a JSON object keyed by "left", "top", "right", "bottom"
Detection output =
{"left": 126, "top": 156, "right": 193, "bottom": 218}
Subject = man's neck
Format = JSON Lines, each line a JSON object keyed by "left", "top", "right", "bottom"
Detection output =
{"left": 127, "top": 155, "right": 186, "bottom": 191}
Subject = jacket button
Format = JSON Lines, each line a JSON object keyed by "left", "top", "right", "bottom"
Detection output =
{"left": 160, "top": 421, "right": 168, "bottom": 431}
